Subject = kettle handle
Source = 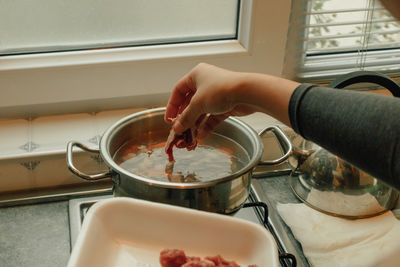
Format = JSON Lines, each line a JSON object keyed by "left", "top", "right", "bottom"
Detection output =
{"left": 328, "top": 70, "right": 400, "bottom": 97}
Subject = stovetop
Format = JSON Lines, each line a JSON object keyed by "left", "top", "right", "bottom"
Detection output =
{"left": 67, "top": 127, "right": 309, "bottom": 267}
{"left": 68, "top": 179, "right": 309, "bottom": 267}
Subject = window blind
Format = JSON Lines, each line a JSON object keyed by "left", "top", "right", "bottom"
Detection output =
{"left": 284, "top": 0, "right": 400, "bottom": 82}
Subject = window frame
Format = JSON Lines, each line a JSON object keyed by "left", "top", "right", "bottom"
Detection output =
{"left": 0, "top": 0, "right": 292, "bottom": 118}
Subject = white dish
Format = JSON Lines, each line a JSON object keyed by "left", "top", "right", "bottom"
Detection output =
{"left": 67, "top": 197, "right": 279, "bottom": 267}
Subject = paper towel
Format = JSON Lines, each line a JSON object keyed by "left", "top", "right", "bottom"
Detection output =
{"left": 277, "top": 203, "right": 400, "bottom": 267}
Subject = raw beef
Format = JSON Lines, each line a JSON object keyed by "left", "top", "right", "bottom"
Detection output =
{"left": 165, "top": 126, "right": 197, "bottom": 162}
{"left": 205, "top": 255, "right": 240, "bottom": 267}
{"left": 159, "top": 249, "right": 258, "bottom": 267}
{"left": 160, "top": 249, "right": 188, "bottom": 267}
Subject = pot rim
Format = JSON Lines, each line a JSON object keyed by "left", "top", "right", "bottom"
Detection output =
{"left": 99, "top": 107, "right": 264, "bottom": 189}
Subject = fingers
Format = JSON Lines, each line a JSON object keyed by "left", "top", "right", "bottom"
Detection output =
{"left": 174, "top": 110, "right": 227, "bottom": 140}
{"left": 165, "top": 72, "right": 196, "bottom": 123}
{"left": 172, "top": 100, "right": 204, "bottom": 134}
{"left": 197, "top": 114, "right": 229, "bottom": 139}
{"left": 166, "top": 63, "right": 231, "bottom": 135}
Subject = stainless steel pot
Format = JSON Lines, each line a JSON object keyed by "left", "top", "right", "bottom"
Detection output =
{"left": 66, "top": 107, "right": 288, "bottom": 214}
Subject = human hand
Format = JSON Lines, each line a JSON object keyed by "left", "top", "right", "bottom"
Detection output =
{"left": 164, "top": 63, "right": 263, "bottom": 139}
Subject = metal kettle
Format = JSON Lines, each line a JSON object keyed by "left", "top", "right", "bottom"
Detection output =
{"left": 263, "top": 71, "right": 400, "bottom": 219}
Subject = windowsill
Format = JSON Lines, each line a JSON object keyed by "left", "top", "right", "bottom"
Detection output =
{"left": 0, "top": 107, "right": 147, "bottom": 159}
{"left": 0, "top": 107, "right": 284, "bottom": 159}
{"left": 0, "top": 107, "right": 145, "bottom": 195}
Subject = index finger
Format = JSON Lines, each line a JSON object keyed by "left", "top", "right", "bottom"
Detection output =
{"left": 165, "top": 73, "right": 196, "bottom": 122}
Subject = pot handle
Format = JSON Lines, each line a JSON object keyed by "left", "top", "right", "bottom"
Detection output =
{"left": 66, "top": 141, "right": 112, "bottom": 181}
{"left": 328, "top": 70, "right": 400, "bottom": 97}
{"left": 258, "top": 126, "right": 293, "bottom": 165}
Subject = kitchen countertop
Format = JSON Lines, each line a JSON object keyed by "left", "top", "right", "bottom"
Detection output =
{"left": 8, "top": 174, "right": 397, "bottom": 267}
{"left": 0, "top": 200, "right": 70, "bottom": 267}
{"left": 0, "top": 176, "right": 304, "bottom": 267}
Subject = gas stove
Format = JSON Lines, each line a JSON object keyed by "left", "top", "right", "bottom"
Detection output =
{"left": 68, "top": 177, "right": 309, "bottom": 267}
{"left": 68, "top": 127, "right": 310, "bottom": 267}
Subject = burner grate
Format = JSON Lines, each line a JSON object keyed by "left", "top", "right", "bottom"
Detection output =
{"left": 243, "top": 201, "right": 296, "bottom": 267}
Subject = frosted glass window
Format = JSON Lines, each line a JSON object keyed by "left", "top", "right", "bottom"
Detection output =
{"left": 0, "top": 0, "right": 239, "bottom": 55}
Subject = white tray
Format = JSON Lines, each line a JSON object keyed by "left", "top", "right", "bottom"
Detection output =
{"left": 67, "top": 197, "right": 279, "bottom": 267}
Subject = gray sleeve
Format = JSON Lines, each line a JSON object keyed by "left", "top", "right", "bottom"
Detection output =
{"left": 289, "top": 83, "right": 400, "bottom": 189}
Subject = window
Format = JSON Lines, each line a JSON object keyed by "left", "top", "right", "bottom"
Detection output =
{"left": 0, "top": 1, "right": 292, "bottom": 117}
{"left": 284, "top": 0, "right": 400, "bottom": 83}
{"left": 0, "top": 0, "right": 239, "bottom": 55}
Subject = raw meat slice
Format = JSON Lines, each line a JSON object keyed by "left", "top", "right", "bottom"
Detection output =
{"left": 160, "top": 249, "right": 188, "bottom": 267}
{"left": 165, "top": 127, "right": 197, "bottom": 162}
{"left": 159, "top": 249, "right": 258, "bottom": 267}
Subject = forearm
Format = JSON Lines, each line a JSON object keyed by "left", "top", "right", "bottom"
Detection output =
{"left": 232, "top": 73, "right": 300, "bottom": 126}
{"left": 289, "top": 84, "right": 400, "bottom": 189}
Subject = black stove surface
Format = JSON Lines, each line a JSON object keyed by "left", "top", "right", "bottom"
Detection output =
{"left": 68, "top": 181, "right": 307, "bottom": 267}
